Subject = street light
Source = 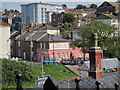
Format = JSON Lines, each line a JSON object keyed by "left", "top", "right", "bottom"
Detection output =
{"left": 41, "top": 52, "right": 49, "bottom": 76}
{"left": 95, "top": 80, "right": 100, "bottom": 90}
{"left": 51, "top": 35, "right": 55, "bottom": 58}
{"left": 30, "top": 34, "right": 33, "bottom": 65}
{"left": 75, "top": 78, "right": 80, "bottom": 90}
{"left": 41, "top": 52, "right": 46, "bottom": 77}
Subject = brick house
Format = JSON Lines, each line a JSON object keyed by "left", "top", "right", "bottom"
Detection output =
{"left": 51, "top": 12, "right": 64, "bottom": 27}
{"left": 96, "top": 1, "right": 120, "bottom": 17}
{"left": 96, "top": 14, "right": 119, "bottom": 28}
{"left": 14, "top": 32, "right": 89, "bottom": 62}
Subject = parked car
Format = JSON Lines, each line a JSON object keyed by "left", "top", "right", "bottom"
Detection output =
{"left": 43, "top": 58, "right": 58, "bottom": 64}
{"left": 77, "top": 57, "right": 89, "bottom": 61}
{"left": 60, "top": 59, "right": 76, "bottom": 65}
{"left": 60, "top": 59, "right": 70, "bottom": 65}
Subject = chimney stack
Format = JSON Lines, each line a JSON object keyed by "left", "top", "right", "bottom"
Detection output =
{"left": 71, "top": 31, "right": 74, "bottom": 40}
{"left": 89, "top": 33, "right": 103, "bottom": 79}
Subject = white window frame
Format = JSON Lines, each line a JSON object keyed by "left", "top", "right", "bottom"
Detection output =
{"left": 57, "top": 53, "right": 60, "bottom": 58}
{"left": 18, "top": 41, "right": 20, "bottom": 46}
{"left": 66, "top": 52, "right": 69, "bottom": 58}
{"left": 18, "top": 50, "right": 21, "bottom": 56}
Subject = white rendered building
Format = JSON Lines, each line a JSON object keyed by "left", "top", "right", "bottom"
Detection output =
{"left": 21, "top": 2, "right": 64, "bottom": 25}
{"left": 0, "top": 22, "right": 11, "bottom": 59}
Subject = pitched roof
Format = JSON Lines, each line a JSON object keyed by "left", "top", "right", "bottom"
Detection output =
{"left": 59, "top": 71, "right": 119, "bottom": 88}
{"left": 16, "top": 32, "right": 31, "bottom": 40}
{"left": 0, "top": 21, "right": 10, "bottom": 26}
{"left": 108, "top": 2, "right": 118, "bottom": 7}
{"left": 25, "top": 32, "right": 46, "bottom": 41}
{"left": 49, "top": 35, "right": 70, "bottom": 42}
{"left": 104, "top": 2, "right": 120, "bottom": 12}
{"left": 16, "top": 32, "right": 70, "bottom": 42}
{"left": 84, "top": 58, "right": 120, "bottom": 69}
{"left": 103, "top": 14, "right": 117, "bottom": 19}
{"left": 10, "top": 31, "right": 20, "bottom": 39}
{"left": 97, "top": 14, "right": 117, "bottom": 19}
{"left": 39, "top": 25, "right": 58, "bottom": 30}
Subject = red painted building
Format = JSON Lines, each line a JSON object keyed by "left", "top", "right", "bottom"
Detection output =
{"left": 15, "top": 31, "right": 89, "bottom": 62}
{"left": 36, "top": 39, "right": 89, "bottom": 63}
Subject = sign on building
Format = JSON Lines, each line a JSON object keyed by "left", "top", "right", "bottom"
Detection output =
{"left": 49, "top": 43, "right": 69, "bottom": 50}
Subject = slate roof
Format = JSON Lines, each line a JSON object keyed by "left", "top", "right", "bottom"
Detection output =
{"left": 25, "top": 32, "right": 46, "bottom": 41}
{"left": 84, "top": 58, "right": 120, "bottom": 69}
{"left": 104, "top": 14, "right": 117, "bottom": 19}
{"left": 98, "top": 1, "right": 120, "bottom": 13}
{"left": 38, "top": 25, "right": 58, "bottom": 30}
{"left": 16, "top": 32, "right": 70, "bottom": 42}
{"left": 59, "top": 71, "right": 120, "bottom": 88}
{"left": 96, "top": 14, "right": 117, "bottom": 19}
{"left": 48, "top": 35, "right": 70, "bottom": 42}
{"left": 108, "top": 2, "right": 119, "bottom": 7}
{"left": 16, "top": 32, "right": 31, "bottom": 40}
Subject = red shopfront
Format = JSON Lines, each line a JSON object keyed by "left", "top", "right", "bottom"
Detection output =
{"left": 36, "top": 42, "right": 89, "bottom": 63}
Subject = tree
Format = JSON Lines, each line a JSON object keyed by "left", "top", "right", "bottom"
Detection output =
{"left": 15, "top": 10, "right": 20, "bottom": 13}
{"left": 76, "top": 4, "right": 87, "bottom": 9}
{"left": 70, "top": 20, "right": 118, "bottom": 58}
{"left": 63, "top": 13, "right": 75, "bottom": 23}
{"left": 62, "top": 4, "right": 67, "bottom": 7}
{"left": 59, "top": 22, "right": 74, "bottom": 38}
{"left": 90, "top": 4, "right": 97, "bottom": 8}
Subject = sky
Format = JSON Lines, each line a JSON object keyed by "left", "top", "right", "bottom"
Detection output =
{"left": 1, "top": 0, "right": 117, "bottom": 2}
{"left": 1, "top": 0, "right": 117, "bottom": 12}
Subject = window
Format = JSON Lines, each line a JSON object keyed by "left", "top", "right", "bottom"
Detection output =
{"left": 40, "top": 43, "right": 42, "bottom": 49}
{"left": 18, "top": 41, "right": 20, "bottom": 46}
{"left": 104, "top": 3, "right": 107, "bottom": 7}
{"left": 43, "top": 42, "right": 46, "bottom": 49}
{"left": 30, "top": 41, "right": 33, "bottom": 48}
{"left": 52, "top": 53, "right": 54, "bottom": 58}
{"left": 79, "top": 52, "right": 83, "bottom": 57}
{"left": 62, "top": 53, "right": 65, "bottom": 58}
{"left": 57, "top": 53, "right": 60, "bottom": 58}
{"left": 23, "top": 52, "right": 26, "bottom": 59}
{"left": 38, "top": 52, "right": 41, "bottom": 58}
{"left": 66, "top": 52, "right": 69, "bottom": 58}
{"left": 18, "top": 50, "right": 21, "bottom": 56}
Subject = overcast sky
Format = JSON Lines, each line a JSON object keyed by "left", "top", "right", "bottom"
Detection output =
{"left": 1, "top": 0, "right": 117, "bottom": 12}
{"left": 1, "top": 0, "right": 117, "bottom": 2}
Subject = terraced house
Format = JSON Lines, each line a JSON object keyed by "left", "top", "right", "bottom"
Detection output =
{"left": 14, "top": 31, "right": 89, "bottom": 62}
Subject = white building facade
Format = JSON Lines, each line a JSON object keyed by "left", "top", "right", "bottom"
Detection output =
{"left": 21, "top": 2, "right": 64, "bottom": 25}
{"left": 0, "top": 22, "right": 11, "bottom": 59}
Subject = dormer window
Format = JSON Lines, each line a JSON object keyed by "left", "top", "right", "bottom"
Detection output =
{"left": 104, "top": 3, "right": 107, "bottom": 7}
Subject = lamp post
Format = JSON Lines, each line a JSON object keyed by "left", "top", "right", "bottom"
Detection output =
{"left": 41, "top": 52, "right": 46, "bottom": 77}
{"left": 30, "top": 34, "right": 33, "bottom": 65}
{"left": 41, "top": 52, "right": 49, "bottom": 76}
{"left": 51, "top": 35, "right": 55, "bottom": 59}
{"left": 75, "top": 78, "right": 80, "bottom": 90}
{"left": 95, "top": 81, "right": 100, "bottom": 90}
{"left": 16, "top": 73, "right": 23, "bottom": 90}
{"left": 114, "top": 83, "right": 119, "bottom": 90}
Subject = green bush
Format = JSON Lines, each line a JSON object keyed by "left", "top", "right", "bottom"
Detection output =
{"left": 2, "top": 59, "right": 35, "bottom": 88}
{"left": 2, "top": 59, "right": 78, "bottom": 88}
